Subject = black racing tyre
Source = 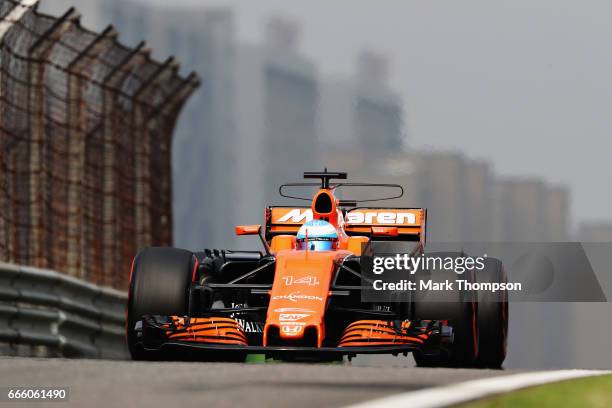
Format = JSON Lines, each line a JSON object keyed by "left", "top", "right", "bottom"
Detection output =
{"left": 127, "top": 247, "right": 194, "bottom": 360}
{"left": 411, "top": 252, "right": 478, "bottom": 368}
{"left": 473, "top": 257, "right": 508, "bottom": 369}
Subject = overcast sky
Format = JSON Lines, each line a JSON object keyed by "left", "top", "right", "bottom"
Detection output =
{"left": 140, "top": 0, "right": 612, "bottom": 228}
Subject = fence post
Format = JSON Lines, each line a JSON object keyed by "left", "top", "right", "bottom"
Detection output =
{"left": 150, "top": 72, "right": 201, "bottom": 120}
{"left": 132, "top": 57, "right": 178, "bottom": 253}
{"left": 27, "top": 7, "right": 80, "bottom": 268}
{"left": 65, "top": 25, "right": 118, "bottom": 279}
{"left": 145, "top": 72, "right": 200, "bottom": 247}
{"left": 101, "top": 41, "right": 150, "bottom": 287}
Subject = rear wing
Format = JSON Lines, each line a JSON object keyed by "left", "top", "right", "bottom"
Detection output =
{"left": 265, "top": 206, "right": 427, "bottom": 243}
{"left": 344, "top": 208, "right": 426, "bottom": 242}
{"left": 265, "top": 207, "right": 310, "bottom": 238}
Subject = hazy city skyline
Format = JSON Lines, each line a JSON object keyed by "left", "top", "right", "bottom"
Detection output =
{"left": 134, "top": 0, "right": 612, "bottom": 231}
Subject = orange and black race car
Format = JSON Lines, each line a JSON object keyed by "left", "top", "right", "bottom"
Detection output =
{"left": 127, "top": 171, "right": 508, "bottom": 368}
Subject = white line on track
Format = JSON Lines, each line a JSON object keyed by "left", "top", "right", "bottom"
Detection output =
{"left": 346, "top": 369, "right": 612, "bottom": 408}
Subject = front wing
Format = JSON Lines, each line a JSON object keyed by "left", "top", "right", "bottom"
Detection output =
{"left": 135, "top": 315, "right": 446, "bottom": 359}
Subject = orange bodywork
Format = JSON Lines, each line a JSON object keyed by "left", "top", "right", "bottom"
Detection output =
{"left": 165, "top": 316, "right": 247, "bottom": 345}
{"left": 270, "top": 235, "right": 296, "bottom": 252}
{"left": 263, "top": 249, "right": 351, "bottom": 347}
{"left": 338, "top": 320, "right": 430, "bottom": 347}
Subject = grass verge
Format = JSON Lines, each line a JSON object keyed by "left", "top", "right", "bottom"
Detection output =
{"left": 461, "top": 374, "right": 612, "bottom": 408}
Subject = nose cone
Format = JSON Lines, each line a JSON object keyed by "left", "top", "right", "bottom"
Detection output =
{"left": 264, "top": 250, "right": 341, "bottom": 347}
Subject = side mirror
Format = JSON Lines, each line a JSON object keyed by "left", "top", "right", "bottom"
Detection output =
{"left": 235, "top": 225, "right": 262, "bottom": 236}
{"left": 371, "top": 226, "right": 399, "bottom": 237}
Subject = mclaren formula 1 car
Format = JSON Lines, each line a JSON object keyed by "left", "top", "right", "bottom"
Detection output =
{"left": 127, "top": 171, "right": 508, "bottom": 368}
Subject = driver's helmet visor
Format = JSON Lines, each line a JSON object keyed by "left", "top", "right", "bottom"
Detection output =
{"left": 296, "top": 238, "right": 336, "bottom": 251}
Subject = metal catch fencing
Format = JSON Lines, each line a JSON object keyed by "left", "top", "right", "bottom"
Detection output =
{"left": 0, "top": 0, "right": 200, "bottom": 290}
{"left": 0, "top": 261, "right": 128, "bottom": 358}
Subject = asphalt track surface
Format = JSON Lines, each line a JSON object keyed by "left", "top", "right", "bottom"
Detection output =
{"left": 0, "top": 357, "right": 519, "bottom": 408}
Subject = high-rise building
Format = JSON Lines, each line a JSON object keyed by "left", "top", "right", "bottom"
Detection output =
{"left": 171, "top": 8, "right": 237, "bottom": 250}
{"left": 354, "top": 51, "right": 404, "bottom": 152}
{"left": 260, "top": 17, "right": 320, "bottom": 205}
{"left": 318, "top": 51, "right": 404, "bottom": 152}
{"left": 318, "top": 81, "right": 354, "bottom": 147}
{"left": 463, "top": 160, "right": 494, "bottom": 242}
{"left": 493, "top": 179, "right": 569, "bottom": 242}
{"left": 578, "top": 222, "right": 612, "bottom": 241}
{"left": 494, "top": 178, "right": 548, "bottom": 241}
{"left": 416, "top": 153, "right": 470, "bottom": 242}
{"left": 545, "top": 185, "right": 569, "bottom": 241}
{"left": 232, "top": 17, "right": 321, "bottom": 240}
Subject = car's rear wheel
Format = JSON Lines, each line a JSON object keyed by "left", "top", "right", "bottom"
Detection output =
{"left": 127, "top": 247, "right": 194, "bottom": 360}
{"left": 473, "top": 257, "right": 508, "bottom": 369}
{"left": 411, "top": 252, "right": 479, "bottom": 368}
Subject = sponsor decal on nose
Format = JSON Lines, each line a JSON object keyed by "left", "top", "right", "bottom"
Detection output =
{"left": 271, "top": 292, "right": 323, "bottom": 303}
{"left": 278, "top": 313, "right": 310, "bottom": 321}
{"left": 281, "top": 324, "right": 303, "bottom": 335}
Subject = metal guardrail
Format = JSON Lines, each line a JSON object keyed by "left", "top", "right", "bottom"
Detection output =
{"left": 0, "top": 262, "right": 128, "bottom": 359}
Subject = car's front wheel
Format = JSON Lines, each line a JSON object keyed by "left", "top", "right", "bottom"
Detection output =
{"left": 126, "top": 247, "right": 194, "bottom": 360}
